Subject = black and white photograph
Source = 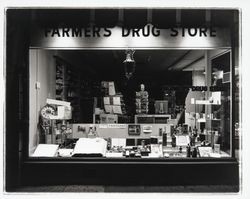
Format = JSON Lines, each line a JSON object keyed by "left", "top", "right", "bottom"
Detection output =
{"left": 1, "top": 0, "right": 249, "bottom": 198}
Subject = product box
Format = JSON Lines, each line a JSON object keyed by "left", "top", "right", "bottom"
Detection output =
{"left": 155, "top": 100, "right": 168, "bottom": 114}
{"left": 100, "top": 114, "right": 118, "bottom": 124}
{"left": 108, "top": 81, "right": 116, "bottom": 96}
{"left": 101, "top": 81, "right": 116, "bottom": 96}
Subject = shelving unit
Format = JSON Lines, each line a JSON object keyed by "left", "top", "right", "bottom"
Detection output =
{"left": 55, "top": 56, "right": 81, "bottom": 122}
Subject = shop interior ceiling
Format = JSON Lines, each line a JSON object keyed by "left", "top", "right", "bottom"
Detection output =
{"left": 57, "top": 50, "right": 205, "bottom": 77}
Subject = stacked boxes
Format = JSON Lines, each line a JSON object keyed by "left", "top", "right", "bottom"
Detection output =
{"left": 101, "top": 81, "right": 116, "bottom": 96}
{"left": 101, "top": 81, "right": 126, "bottom": 116}
{"left": 135, "top": 90, "right": 149, "bottom": 114}
{"left": 103, "top": 95, "right": 126, "bottom": 114}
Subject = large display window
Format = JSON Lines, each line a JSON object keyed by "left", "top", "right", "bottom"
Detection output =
{"left": 29, "top": 49, "right": 233, "bottom": 159}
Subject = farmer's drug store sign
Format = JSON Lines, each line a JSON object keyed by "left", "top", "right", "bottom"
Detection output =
{"left": 30, "top": 24, "right": 231, "bottom": 49}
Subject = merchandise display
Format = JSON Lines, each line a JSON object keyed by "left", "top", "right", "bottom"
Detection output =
{"left": 30, "top": 49, "right": 233, "bottom": 160}
{"left": 135, "top": 84, "right": 149, "bottom": 114}
{"left": 33, "top": 122, "right": 230, "bottom": 158}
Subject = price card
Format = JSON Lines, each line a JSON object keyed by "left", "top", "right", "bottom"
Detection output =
{"left": 108, "top": 81, "right": 116, "bottom": 96}
{"left": 176, "top": 135, "right": 190, "bottom": 146}
{"left": 104, "top": 97, "right": 110, "bottom": 105}
{"left": 214, "top": 144, "right": 221, "bottom": 154}
{"left": 104, "top": 105, "right": 112, "bottom": 113}
{"left": 113, "top": 96, "right": 121, "bottom": 105}
{"left": 113, "top": 105, "right": 122, "bottom": 114}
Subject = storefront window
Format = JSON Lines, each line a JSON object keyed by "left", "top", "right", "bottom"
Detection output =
{"left": 29, "top": 49, "right": 232, "bottom": 159}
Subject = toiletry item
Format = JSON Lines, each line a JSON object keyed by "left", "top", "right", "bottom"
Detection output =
{"left": 163, "top": 132, "right": 167, "bottom": 146}
{"left": 171, "top": 134, "right": 176, "bottom": 147}
{"left": 186, "top": 144, "right": 191, "bottom": 157}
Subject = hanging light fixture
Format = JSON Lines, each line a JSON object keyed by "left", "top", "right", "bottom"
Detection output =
{"left": 123, "top": 49, "right": 136, "bottom": 79}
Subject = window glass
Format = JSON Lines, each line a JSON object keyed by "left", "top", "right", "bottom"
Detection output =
{"left": 29, "top": 49, "right": 232, "bottom": 159}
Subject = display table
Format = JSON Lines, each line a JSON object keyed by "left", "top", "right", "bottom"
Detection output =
{"left": 33, "top": 139, "right": 230, "bottom": 159}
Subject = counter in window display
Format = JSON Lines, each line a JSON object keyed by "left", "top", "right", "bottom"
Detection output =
{"left": 32, "top": 123, "right": 230, "bottom": 159}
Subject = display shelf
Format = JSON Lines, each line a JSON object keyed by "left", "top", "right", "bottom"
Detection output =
{"left": 55, "top": 56, "right": 81, "bottom": 122}
{"left": 135, "top": 114, "right": 171, "bottom": 124}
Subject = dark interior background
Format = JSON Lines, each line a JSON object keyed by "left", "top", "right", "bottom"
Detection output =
{"left": 58, "top": 50, "right": 192, "bottom": 100}
{"left": 55, "top": 50, "right": 193, "bottom": 122}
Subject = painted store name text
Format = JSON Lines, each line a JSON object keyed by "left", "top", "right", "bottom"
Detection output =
{"left": 44, "top": 25, "right": 217, "bottom": 38}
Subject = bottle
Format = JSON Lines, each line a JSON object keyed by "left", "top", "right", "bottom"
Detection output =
{"left": 55, "top": 123, "right": 61, "bottom": 135}
{"left": 188, "top": 126, "right": 192, "bottom": 136}
{"left": 193, "top": 126, "right": 198, "bottom": 137}
{"left": 107, "top": 138, "right": 111, "bottom": 150}
{"left": 66, "top": 122, "right": 72, "bottom": 134}
{"left": 60, "top": 121, "right": 67, "bottom": 144}
{"left": 177, "top": 124, "right": 182, "bottom": 134}
{"left": 88, "top": 126, "right": 94, "bottom": 138}
{"left": 179, "top": 146, "right": 182, "bottom": 153}
{"left": 125, "top": 150, "right": 130, "bottom": 157}
{"left": 170, "top": 124, "right": 174, "bottom": 136}
{"left": 190, "top": 133, "right": 195, "bottom": 146}
{"left": 192, "top": 147, "right": 198, "bottom": 158}
{"left": 159, "top": 128, "right": 163, "bottom": 136}
{"left": 186, "top": 144, "right": 191, "bottom": 157}
{"left": 174, "top": 125, "right": 178, "bottom": 135}
{"left": 163, "top": 132, "right": 167, "bottom": 146}
{"left": 171, "top": 134, "right": 176, "bottom": 147}
{"left": 211, "top": 131, "right": 215, "bottom": 148}
{"left": 141, "top": 140, "right": 145, "bottom": 148}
